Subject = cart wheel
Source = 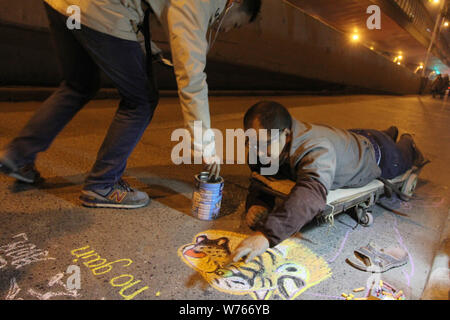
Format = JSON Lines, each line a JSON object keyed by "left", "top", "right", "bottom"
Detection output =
{"left": 401, "top": 173, "right": 418, "bottom": 198}
{"left": 361, "top": 211, "right": 373, "bottom": 227}
{"left": 356, "top": 208, "right": 373, "bottom": 227}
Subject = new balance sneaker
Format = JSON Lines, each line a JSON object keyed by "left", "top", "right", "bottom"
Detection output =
{"left": 0, "top": 151, "right": 42, "bottom": 184}
{"left": 80, "top": 179, "right": 150, "bottom": 209}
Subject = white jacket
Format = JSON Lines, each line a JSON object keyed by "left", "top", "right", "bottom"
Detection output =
{"left": 45, "top": 0, "right": 228, "bottom": 160}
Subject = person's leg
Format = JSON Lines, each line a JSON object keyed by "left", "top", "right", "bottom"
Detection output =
{"left": 0, "top": 3, "right": 100, "bottom": 182}
{"left": 70, "top": 25, "right": 159, "bottom": 192}
{"left": 372, "top": 130, "right": 427, "bottom": 178}
{"left": 350, "top": 129, "right": 410, "bottom": 179}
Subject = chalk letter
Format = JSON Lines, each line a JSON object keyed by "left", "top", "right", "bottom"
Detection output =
{"left": 110, "top": 274, "right": 134, "bottom": 287}
{"left": 110, "top": 274, "right": 149, "bottom": 300}
{"left": 91, "top": 259, "right": 133, "bottom": 276}
{"left": 119, "top": 283, "right": 149, "bottom": 300}
{"left": 70, "top": 246, "right": 95, "bottom": 263}
{"left": 81, "top": 253, "right": 108, "bottom": 268}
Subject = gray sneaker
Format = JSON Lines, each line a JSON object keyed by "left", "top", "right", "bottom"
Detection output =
{"left": 80, "top": 179, "right": 150, "bottom": 209}
{"left": 0, "top": 151, "right": 42, "bottom": 184}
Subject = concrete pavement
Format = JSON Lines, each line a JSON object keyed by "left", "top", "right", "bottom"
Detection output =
{"left": 0, "top": 94, "right": 448, "bottom": 300}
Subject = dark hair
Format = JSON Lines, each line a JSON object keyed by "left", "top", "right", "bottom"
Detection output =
{"left": 242, "top": 0, "right": 262, "bottom": 22}
{"left": 244, "top": 101, "right": 292, "bottom": 131}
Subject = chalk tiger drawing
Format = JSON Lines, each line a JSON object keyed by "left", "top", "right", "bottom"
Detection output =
{"left": 178, "top": 230, "right": 331, "bottom": 300}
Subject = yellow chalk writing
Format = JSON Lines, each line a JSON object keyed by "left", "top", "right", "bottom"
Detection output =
{"left": 110, "top": 274, "right": 149, "bottom": 300}
{"left": 70, "top": 246, "right": 148, "bottom": 300}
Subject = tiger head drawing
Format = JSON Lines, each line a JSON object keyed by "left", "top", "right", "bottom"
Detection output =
{"left": 178, "top": 230, "right": 331, "bottom": 300}
{"left": 180, "top": 234, "right": 231, "bottom": 273}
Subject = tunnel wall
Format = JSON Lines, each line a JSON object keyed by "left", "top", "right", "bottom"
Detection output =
{"left": 0, "top": 0, "right": 422, "bottom": 94}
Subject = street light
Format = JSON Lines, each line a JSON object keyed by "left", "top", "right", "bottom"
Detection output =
{"left": 415, "top": 63, "right": 425, "bottom": 73}
{"left": 393, "top": 53, "right": 404, "bottom": 64}
{"left": 350, "top": 27, "right": 360, "bottom": 42}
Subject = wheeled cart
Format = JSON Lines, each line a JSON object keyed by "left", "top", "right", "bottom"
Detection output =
{"left": 250, "top": 164, "right": 427, "bottom": 227}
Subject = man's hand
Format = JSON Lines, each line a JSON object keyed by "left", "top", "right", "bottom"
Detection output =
{"left": 230, "top": 232, "right": 270, "bottom": 264}
{"left": 246, "top": 205, "right": 269, "bottom": 229}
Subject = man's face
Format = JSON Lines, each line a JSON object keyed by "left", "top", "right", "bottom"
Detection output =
{"left": 245, "top": 119, "right": 291, "bottom": 162}
{"left": 218, "top": 5, "right": 252, "bottom": 33}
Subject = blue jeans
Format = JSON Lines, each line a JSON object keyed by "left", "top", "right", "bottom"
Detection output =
{"left": 5, "top": 3, "right": 159, "bottom": 190}
{"left": 350, "top": 129, "right": 414, "bottom": 179}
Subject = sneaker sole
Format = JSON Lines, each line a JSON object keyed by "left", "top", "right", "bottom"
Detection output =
{"left": 1, "top": 162, "right": 37, "bottom": 184}
{"left": 80, "top": 197, "right": 150, "bottom": 209}
{"left": 8, "top": 172, "right": 35, "bottom": 184}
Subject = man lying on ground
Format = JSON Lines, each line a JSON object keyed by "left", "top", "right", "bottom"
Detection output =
{"left": 231, "top": 101, "right": 427, "bottom": 263}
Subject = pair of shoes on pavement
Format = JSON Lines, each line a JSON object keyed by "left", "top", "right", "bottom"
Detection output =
{"left": 0, "top": 151, "right": 149, "bottom": 209}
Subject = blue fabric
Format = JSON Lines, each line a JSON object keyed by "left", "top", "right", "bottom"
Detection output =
{"left": 349, "top": 129, "right": 381, "bottom": 166}
{"left": 350, "top": 129, "right": 414, "bottom": 179}
{"left": 6, "top": 3, "right": 159, "bottom": 190}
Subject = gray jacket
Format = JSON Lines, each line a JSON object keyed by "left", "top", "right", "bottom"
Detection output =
{"left": 248, "top": 119, "right": 383, "bottom": 247}
{"left": 288, "top": 119, "right": 381, "bottom": 192}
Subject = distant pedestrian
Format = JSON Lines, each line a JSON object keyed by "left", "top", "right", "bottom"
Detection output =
{"left": 431, "top": 74, "right": 447, "bottom": 99}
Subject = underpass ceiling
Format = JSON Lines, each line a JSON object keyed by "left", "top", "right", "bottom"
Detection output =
{"left": 286, "top": 0, "right": 450, "bottom": 75}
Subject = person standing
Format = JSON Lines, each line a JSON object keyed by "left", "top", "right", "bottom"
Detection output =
{"left": 0, "top": 0, "right": 262, "bottom": 209}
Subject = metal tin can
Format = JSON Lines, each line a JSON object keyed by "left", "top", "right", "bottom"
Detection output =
{"left": 192, "top": 172, "right": 224, "bottom": 220}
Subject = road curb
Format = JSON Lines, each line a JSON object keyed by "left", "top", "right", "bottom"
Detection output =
{"left": 0, "top": 87, "right": 381, "bottom": 102}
